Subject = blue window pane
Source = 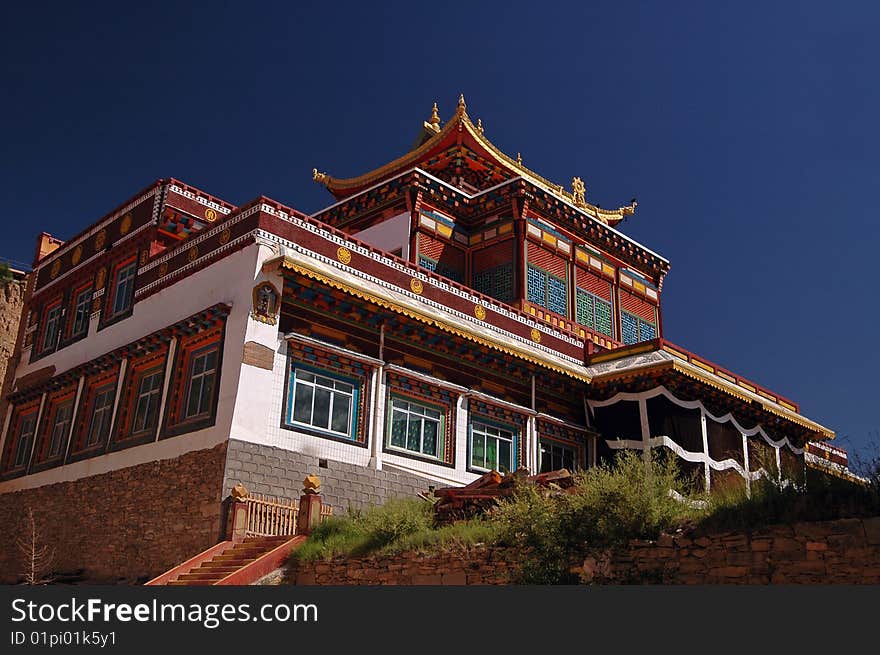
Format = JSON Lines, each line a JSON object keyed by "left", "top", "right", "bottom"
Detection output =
{"left": 595, "top": 298, "right": 613, "bottom": 336}
{"left": 526, "top": 265, "right": 545, "bottom": 306}
{"left": 621, "top": 312, "right": 639, "bottom": 345}
{"left": 473, "top": 263, "right": 514, "bottom": 303}
{"left": 576, "top": 289, "right": 594, "bottom": 327}
{"left": 547, "top": 276, "right": 567, "bottom": 315}
{"left": 639, "top": 320, "right": 656, "bottom": 341}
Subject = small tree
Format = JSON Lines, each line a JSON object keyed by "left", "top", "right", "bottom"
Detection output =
{"left": 0, "top": 261, "right": 12, "bottom": 283}
{"left": 16, "top": 507, "right": 56, "bottom": 585}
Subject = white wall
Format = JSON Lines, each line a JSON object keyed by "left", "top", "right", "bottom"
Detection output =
{"left": 0, "top": 245, "right": 261, "bottom": 493}
{"left": 352, "top": 212, "right": 410, "bottom": 258}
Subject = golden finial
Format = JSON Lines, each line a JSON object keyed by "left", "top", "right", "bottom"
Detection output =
{"left": 571, "top": 177, "right": 586, "bottom": 208}
{"left": 429, "top": 101, "right": 440, "bottom": 127}
{"left": 312, "top": 168, "right": 330, "bottom": 185}
{"left": 516, "top": 152, "right": 522, "bottom": 165}
{"left": 458, "top": 93, "right": 466, "bottom": 111}
{"left": 476, "top": 118, "right": 484, "bottom": 134}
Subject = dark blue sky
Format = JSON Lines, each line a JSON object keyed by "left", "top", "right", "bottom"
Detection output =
{"left": 2, "top": 2, "right": 877, "bottom": 464}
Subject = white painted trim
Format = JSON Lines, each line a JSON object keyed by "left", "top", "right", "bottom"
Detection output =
{"left": 62, "top": 376, "right": 86, "bottom": 464}
{"left": 606, "top": 436, "right": 768, "bottom": 481}
{"left": 382, "top": 459, "right": 467, "bottom": 488}
{"left": 465, "top": 389, "right": 536, "bottom": 416}
{"left": 700, "top": 411, "right": 711, "bottom": 490}
{"left": 24, "top": 393, "right": 47, "bottom": 472}
{"left": 369, "top": 365, "right": 383, "bottom": 471}
{"left": 284, "top": 332, "right": 384, "bottom": 366}
{"left": 154, "top": 338, "right": 177, "bottom": 441}
{"left": 588, "top": 385, "right": 804, "bottom": 454}
{"left": 104, "top": 359, "right": 128, "bottom": 453}
{"left": 0, "top": 403, "right": 12, "bottom": 459}
{"left": 384, "top": 364, "right": 468, "bottom": 394}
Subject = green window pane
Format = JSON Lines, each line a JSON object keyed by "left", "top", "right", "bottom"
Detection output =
{"left": 293, "top": 383, "right": 313, "bottom": 423}
{"left": 331, "top": 395, "right": 351, "bottom": 434}
{"left": 499, "top": 439, "right": 512, "bottom": 473}
{"left": 423, "top": 420, "right": 439, "bottom": 457}
{"left": 471, "top": 433, "right": 485, "bottom": 468}
{"left": 486, "top": 438, "right": 498, "bottom": 471}
{"left": 390, "top": 412, "right": 407, "bottom": 447}
{"left": 407, "top": 417, "right": 422, "bottom": 452}
{"left": 313, "top": 387, "right": 332, "bottom": 429}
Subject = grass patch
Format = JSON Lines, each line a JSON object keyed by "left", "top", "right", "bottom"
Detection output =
{"left": 292, "top": 497, "right": 499, "bottom": 562}
{"left": 291, "top": 450, "right": 880, "bottom": 584}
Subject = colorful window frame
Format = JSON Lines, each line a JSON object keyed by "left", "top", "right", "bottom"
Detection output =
{"left": 284, "top": 363, "right": 360, "bottom": 442}
{"left": 30, "top": 386, "right": 78, "bottom": 471}
{"left": 36, "top": 296, "right": 64, "bottom": 356}
{"left": 67, "top": 282, "right": 93, "bottom": 342}
{"left": 468, "top": 417, "right": 518, "bottom": 474}
{"left": 162, "top": 328, "right": 224, "bottom": 439}
{"left": 110, "top": 347, "right": 169, "bottom": 450}
{"left": 67, "top": 367, "right": 120, "bottom": 461}
{"left": 99, "top": 255, "right": 138, "bottom": 330}
{"left": 526, "top": 264, "right": 568, "bottom": 317}
{"left": 1, "top": 400, "right": 41, "bottom": 476}
{"left": 385, "top": 394, "right": 446, "bottom": 462}
{"left": 418, "top": 254, "right": 465, "bottom": 283}
{"left": 621, "top": 310, "right": 656, "bottom": 345}
{"left": 576, "top": 288, "right": 614, "bottom": 338}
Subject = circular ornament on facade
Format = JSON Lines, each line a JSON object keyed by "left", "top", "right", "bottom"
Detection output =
{"left": 474, "top": 304, "right": 486, "bottom": 320}
{"left": 94, "top": 229, "right": 107, "bottom": 251}
{"left": 95, "top": 268, "right": 107, "bottom": 290}
{"left": 49, "top": 259, "right": 61, "bottom": 279}
{"left": 120, "top": 213, "right": 132, "bottom": 235}
{"left": 205, "top": 208, "right": 217, "bottom": 222}
{"left": 410, "top": 278, "right": 424, "bottom": 294}
{"left": 219, "top": 228, "right": 231, "bottom": 245}
{"left": 336, "top": 246, "right": 352, "bottom": 264}
{"left": 530, "top": 328, "right": 542, "bottom": 343}
{"left": 187, "top": 246, "right": 199, "bottom": 263}
{"left": 71, "top": 244, "right": 83, "bottom": 266}
{"left": 159, "top": 261, "right": 169, "bottom": 277}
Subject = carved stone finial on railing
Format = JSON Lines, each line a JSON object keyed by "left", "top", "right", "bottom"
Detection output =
{"left": 231, "top": 483, "right": 249, "bottom": 501}
{"left": 303, "top": 474, "right": 321, "bottom": 495}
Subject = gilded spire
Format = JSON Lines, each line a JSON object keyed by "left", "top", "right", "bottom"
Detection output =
{"left": 516, "top": 152, "right": 522, "bottom": 165}
{"left": 458, "top": 93, "right": 466, "bottom": 111}
{"left": 476, "top": 118, "right": 484, "bottom": 134}
{"left": 429, "top": 101, "right": 440, "bottom": 128}
{"left": 571, "top": 177, "right": 586, "bottom": 208}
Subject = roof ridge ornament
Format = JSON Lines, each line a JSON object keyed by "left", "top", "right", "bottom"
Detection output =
{"left": 476, "top": 118, "right": 484, "bottom": 134}
{"left": 312, "top": 168, "right": 330, "bottom": 186}
{"left": 426, "top": 101, "right": 441, "bottom": 133}
{"left": 571, "top": 177, "right": 586, "bottom": 208}
{"left": 458, "top": 93, "right": 466, "bottom": 112}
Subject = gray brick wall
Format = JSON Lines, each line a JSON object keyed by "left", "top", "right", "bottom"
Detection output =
{"left": 222, "top": 439, "right": 432, "bottom": 514}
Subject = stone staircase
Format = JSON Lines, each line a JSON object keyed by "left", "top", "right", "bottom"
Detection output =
{"left": 148, "top": 535, "right": 306, "bottom": 586}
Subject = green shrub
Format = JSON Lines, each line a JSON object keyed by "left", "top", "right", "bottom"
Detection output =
{"left": 491, "top": 450, "right": 702, "bottom": 583}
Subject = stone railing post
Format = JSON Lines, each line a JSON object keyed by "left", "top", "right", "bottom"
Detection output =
{"left": 297, "top": 474, "right": 323, "bottom": 536}
{"left": 226, "top": 483, "right": 250, "bottom": 543}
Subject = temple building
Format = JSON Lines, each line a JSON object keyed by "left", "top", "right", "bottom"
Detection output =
{"left": 0, "top": 97, "right": 835, "bottom": 582}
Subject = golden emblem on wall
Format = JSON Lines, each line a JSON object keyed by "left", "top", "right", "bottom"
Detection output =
{"left": 205, "top": 208, "right": 217, "bottom": 222}
{"left": 94, "top": 228, "right": 107, "bottom": 251}
{"left": 187, "top": 246, "right": 199, "bottom": 263}
{"left": 120, "top": 213, "right": 132, "bottom": 235}
{"left": 71, "top": 244, "right": 83, "bottom": 266}
{"left": 92, "top": 297, "right": 101, "bottom": 313}
{"left": 571, "top": 177, "right": 587, "bottom": 208}
{"left": 159, "top": 261, "right": 169, "bottom": 277}
{"left": 49, "top": 259, "right": 61, "bottom": 279}
{"left": 252, "top": 282, "right": 280, "bottom": 325}
{"left": 95, "top": 267, "right": 107, "bottom": 290}
{"left": 474, "top": 304, "right": 487, "bottom": 320}
{"left": 410, "top": 278, "right": 424, "bottom": 294}
{"left": 140, "top": 249, "right": 149, "bottom": 266}
{"left": 219, "top": 228, "right": 231, "bottom": 245}
{"left": 336, "top": 246, "right": 352, "bottom": 264}
{"left": 530, "top": 328, "right": 542, "bottom": 343}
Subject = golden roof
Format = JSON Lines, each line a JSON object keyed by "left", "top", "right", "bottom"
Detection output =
{"left": 312, "top": 96, "right": 637, "bottom": 226}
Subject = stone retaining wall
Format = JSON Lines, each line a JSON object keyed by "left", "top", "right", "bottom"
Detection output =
{"left": 288, "top": 516, "right": 880, "bottom": 585}
{"left": 0, "top": 442, "right": 228, "bottom": 584}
